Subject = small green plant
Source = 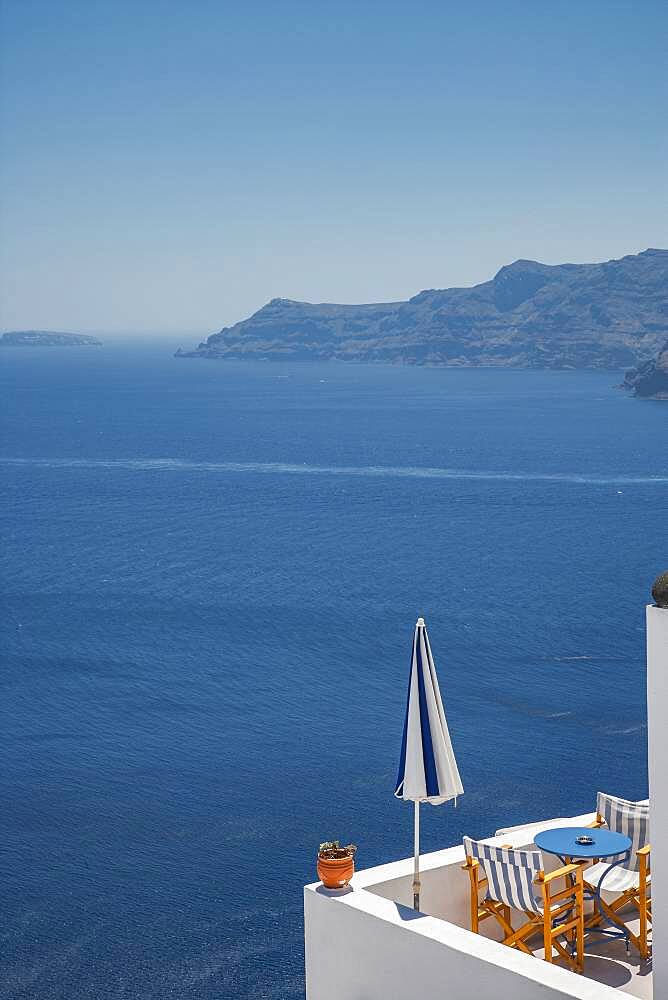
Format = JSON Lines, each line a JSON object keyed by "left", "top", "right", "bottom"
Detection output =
{"left": 318, "top": 840, "right": 357, "bottom": 859}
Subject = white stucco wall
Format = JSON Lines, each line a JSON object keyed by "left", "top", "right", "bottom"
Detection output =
{"left": 647, "top": 604, "right": 668, "bottom": 998}
{"left": 304, "top": 881, "right": 620, "bottom": 1000}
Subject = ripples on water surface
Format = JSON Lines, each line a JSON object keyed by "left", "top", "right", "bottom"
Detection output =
{"left": 0, "top": 345, "right": 666, "bottom": 998}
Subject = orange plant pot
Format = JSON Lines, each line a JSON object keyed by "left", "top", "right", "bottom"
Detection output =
{"left": 317, "top": 854, "right": 354, "bottom": 889}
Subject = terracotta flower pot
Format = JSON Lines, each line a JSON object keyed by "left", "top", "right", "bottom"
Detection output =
{"left": 317, "top": 853, "right": 354, "bottom": 888}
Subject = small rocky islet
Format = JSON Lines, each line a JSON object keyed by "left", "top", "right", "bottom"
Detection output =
{"left": 1, "top": 331, "right": 102, "bottom": 346}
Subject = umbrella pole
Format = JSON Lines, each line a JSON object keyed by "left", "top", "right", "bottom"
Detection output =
{"left": 413, "top": 800, "right": 420, "bottom": 910}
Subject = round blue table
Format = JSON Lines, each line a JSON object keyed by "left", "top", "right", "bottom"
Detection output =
{"left": 535, "top": 826, "right": 632, "bottom": 948}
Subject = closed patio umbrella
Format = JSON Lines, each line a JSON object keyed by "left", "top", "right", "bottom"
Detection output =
{"left": 394, "top": 617, "right": 463, "bottom": 910}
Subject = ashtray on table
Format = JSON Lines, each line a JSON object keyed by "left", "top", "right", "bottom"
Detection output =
{"left": 575, "top": 835, "right": 594, "bottom": 846}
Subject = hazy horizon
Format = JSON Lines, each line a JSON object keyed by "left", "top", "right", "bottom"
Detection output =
{"left": 1, "top": 1, "right": 666, "bottom": 335}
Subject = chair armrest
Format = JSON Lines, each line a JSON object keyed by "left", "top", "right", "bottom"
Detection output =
{"left": 537, "top": 862, "right": 584, "bottom": 885}
{"left": 588, "top": 817, "right": 605, "bottom": 829}
{"left": 637, "top": 844, "right": 651, "bottom": 857}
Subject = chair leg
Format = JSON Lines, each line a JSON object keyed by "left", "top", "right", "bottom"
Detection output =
{"left": 543, "top": 905, "right": 552, "bottom": 963}
{"left": 568, "top": 909, "right": 576, "bottom": 956}
{"left": 576, "top": 884, "right": 584, "bottom": 973}
{"left": 639, "top": 901, "right": 648, "bottom": 959}
{"left": 466, "top": 861, "right": 480, "bottom": 934}
{"left": 639, "top": 857, "right": 649, "bottom": 959}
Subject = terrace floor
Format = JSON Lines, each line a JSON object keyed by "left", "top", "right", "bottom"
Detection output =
{"left": 520, "top": 913, "right": 651, "bottom": 998}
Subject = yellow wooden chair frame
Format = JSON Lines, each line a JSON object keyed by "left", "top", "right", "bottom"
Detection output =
{"left": 587, "top": 813, "right": 652, "bottom": 959}
{"left": 463, "top": 850, "right": 585, "bottom": 974}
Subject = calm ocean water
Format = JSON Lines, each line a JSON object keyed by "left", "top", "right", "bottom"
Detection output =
{"left": 1, "top": 343, "right": 666, "bottom": 999}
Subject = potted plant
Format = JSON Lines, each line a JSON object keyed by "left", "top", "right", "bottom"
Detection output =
{"left": 317, "top": 840, "right": 357, "bottom": 888}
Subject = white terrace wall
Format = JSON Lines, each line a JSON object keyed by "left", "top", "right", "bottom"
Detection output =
{"left": 647, "top": 604, "right": 668, "bottom": 999}
{"left": 304, "top": 883, "right": 620, "bottom": 1000}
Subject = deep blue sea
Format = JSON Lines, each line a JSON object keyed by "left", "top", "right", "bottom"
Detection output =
{"left": 1, "top": 343, "right": 666, "bottom": 999}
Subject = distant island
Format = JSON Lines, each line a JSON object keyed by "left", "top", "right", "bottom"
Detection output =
{"left": 177, "top": 248, "right": 668, "bottom": 373}
{"left": 622, "top": 340, "right": 668, "bottom": 399}
{"left": 1, "top": 331, "right": 102, "bottom": 347}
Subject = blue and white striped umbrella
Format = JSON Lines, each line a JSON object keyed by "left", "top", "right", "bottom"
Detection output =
{"left": 394, "top": 617, "right": 463, "bottom": 909}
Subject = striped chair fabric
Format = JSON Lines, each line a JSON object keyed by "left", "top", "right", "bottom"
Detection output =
{"left": 585, "top": 792, "right": 650, "bottom": 893}
{"left": 585, "top": 791, "right": 652, "bottom": 959}
{"left": 463, "top": 836, "right": 543, "bottom": 914}
{"left": 596, "top": 792, "right": 649, "bottom": 872}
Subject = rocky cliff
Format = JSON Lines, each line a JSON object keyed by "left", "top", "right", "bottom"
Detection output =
{"left": 622, "top": 340, "right": 668, "bottom": 398}
{"left": 177, "top": 249, "right": 668, "bottom": 370}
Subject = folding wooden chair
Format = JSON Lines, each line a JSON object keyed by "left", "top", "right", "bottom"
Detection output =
{"left": 463, "top": 836, "right": 585, "bottom": 973}
{"left": 586, "top": 792, "right": 651, "bottom": 958}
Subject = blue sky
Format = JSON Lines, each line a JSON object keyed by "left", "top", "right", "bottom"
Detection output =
{"left": 1, "top": 0, "right": 666, "bottom": 335}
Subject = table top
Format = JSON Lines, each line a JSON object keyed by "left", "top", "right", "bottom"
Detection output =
{"left": 534, "top": 826, "right": 631, "bottom": 860}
